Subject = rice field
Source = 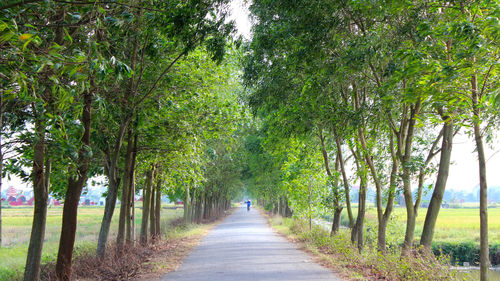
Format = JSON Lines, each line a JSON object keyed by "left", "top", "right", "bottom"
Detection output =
{"left": 342, "top": 204, "right": 500, "bottom": 244}
{"left": 0, "top": 205, "right": 183, "bottom": 278}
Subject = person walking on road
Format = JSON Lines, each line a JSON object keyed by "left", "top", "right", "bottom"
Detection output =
{"left": 245, "top": 200, "right": 251, "bottom": 211}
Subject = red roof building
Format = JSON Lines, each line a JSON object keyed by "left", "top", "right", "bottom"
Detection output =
{"left": 6, "top": 186, "right": 18, "bottom": 198}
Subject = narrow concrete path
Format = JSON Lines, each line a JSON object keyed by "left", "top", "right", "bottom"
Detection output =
{"left": 161, "top": 205, "right": 341, "bottom": 281}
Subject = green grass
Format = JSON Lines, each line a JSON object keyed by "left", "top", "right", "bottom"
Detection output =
{"left": 341, "top": 206, "right": 500, "bottom": 245}
{"left": 0, "top": 205, "right": 183, "bottom": 279}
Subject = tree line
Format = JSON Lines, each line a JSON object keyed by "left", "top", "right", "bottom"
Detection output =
{"left": 242, "top": 1, "right": 498, "bottom": 280}
{"left": 1, "top": 1, "right": 248, "bottom": 280}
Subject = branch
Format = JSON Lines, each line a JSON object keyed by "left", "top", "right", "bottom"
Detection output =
{"left": 135, "top": 49, "right": 188, "bottom": 107}
{"left": 425, "top": 126, "right": 444, "bottom": 165}
{"left": 1, "top": 0, "right": 41, "bottom": 10}
{"left": 480, "top": 63, "right": 494, "bottom": 97}
{"left": 52, "top": 0, "right": 167, "bottom": 12}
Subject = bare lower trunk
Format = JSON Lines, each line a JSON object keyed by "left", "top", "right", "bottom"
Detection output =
{"left": 318, "top": 131, "right": 343, "bottom": 234}
{"left": 140, "top": 166, "right": 154, "bottom": 245}
{"left": 24, "top": 119, "right": 47, "bottom": 281}
{"left": 402, "top": 173, "right": 415, "bottom": 255}
{"left": 471, "top": 74, "right": 489, "bottom": 281}
{"left": 127, "top": 132, "right": 138, "bottom": 244}
{"left": 354, "top": 175, "right": 366, "bottom": 252}
{"left": 331, "top": 208, "right": 342, "bottom": 235}
{"left": 400, "top": 101, "right": 421, "bottom": 255}
{"left": 195, "top": 193, "right": 204, "bottom": 223}
{"left": 117, "top": 130, "right": 134, "bottom": 247}
{"left": 154, "top": 180, "right": 161, "bottom": 238}
{"left": 420, "top": 117, "right": 453, "bottom": 248}
{"left": 184, "top": 185, "right": 191, "bottom": 224}
{"left": 55, "top": 90, "right": 92, "bottom": 281}
{"left": 335, "top": 135, "right": 353, "bottom": 228}
{"left": 55, "top": 180, "right": 84, "bottom": 280}
{"left": 96, "top": 119, "right": 128, "bottom": 258}
{"left": 96, "top": 177, "right": 119, "bottom": 257}
{"left": 149, "top": 181, "right": 156, "bottom": 238}
{"left": 377, "top": 134, "right": 398, "bottom": 252}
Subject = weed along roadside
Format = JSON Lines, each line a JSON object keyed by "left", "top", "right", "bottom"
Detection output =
{"left": 0, "top": 206, "right": 233, "bottom": 281}
{"left": 261, "top": 208, "right": 458, "bottom": 281}
{"left": 262, "top": 205, "right": 500, "bottom": 281}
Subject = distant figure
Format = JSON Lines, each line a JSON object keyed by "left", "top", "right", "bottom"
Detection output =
{"left": 245, "top": 200, "right": 251, "bottom": 211}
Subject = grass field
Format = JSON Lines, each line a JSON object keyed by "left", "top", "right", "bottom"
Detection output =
{"left": 0, "top": 205, "right": 183, "bottom": 278}
{"left": 341, "top": 205, "right": 500, "bottom": 245}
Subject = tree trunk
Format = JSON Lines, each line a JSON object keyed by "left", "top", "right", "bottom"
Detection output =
{"left": 331, "top": 156, "right": 343, "bottom": 235}
{"left": 196, "top": 193, "right": 204, "bottom": 223}
{"left": 356, "top": 179, "right": 366, "bottom": 252}
{"left": 378, "top": 137, "right": 398, "bottom": 252}
{"left": 117, "top": 129, "right": 134, "bottom": 248}
{"left": 127, "top": 132, "right": 138, "bottom": 244}
{"left": 284, "top": 198, "right": 292, "bottom": 217}
{"left": 400, "top": 101, "right": 421, "bottom": 255}
{"left": 203, "top": 195, "right": 210, "bottom": 220}
{"left": 349, "top": 145, "right": 366, "bottom": 251}
{"left": 420, "top": 116, "right": 453, "bottom": 248}
{"left": 149, "top": 180, "right": 156, "bottom": 238}
{"left": 184, "top": 185, "right": 191, "bottom": 224}
{"left": 96, "top": 120, "right": 129, "bottom": 258}
{"left": 334, "top": 135, "right": 354, "bottom": 228}
{"left": 402, "top": 171, "right": 415, "bottom": 255}
{"left": 24, "top": 119, "right": 47, "bottom": 281}
{"left": 318, "top": 131, "right": 342, "bottom": 234}
{"left": 96, "top": 175, "right": 119, "bottom": 257}
{"left": 471, "top": 73, "right": 489, "bottom": 281}
{"left": 331, "top": 208, "right": 342, "bottom": 235}
{"left": 140, "top": 165, "right": 155, "bottom": 245}
{"left": 55, "top": 90, "right": 92, "bottom": 281}
{"left": 154, "top": 179, "right": 161, "bottom": 238}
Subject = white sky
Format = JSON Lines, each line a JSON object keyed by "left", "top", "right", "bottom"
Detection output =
{"left": 229, "top": 0, "right": 252, "bottom": 39}
{"left": 446, "top": 132, "right": 500, "bottom": 190}
{"left": 3, "top": 3, "right": 499, "bottom": 193}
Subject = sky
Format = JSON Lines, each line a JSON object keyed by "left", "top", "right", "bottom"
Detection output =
{"left": 229, "top": 0, "right": 252, "bottom": 39}
{"left": 3, "top": 2, "right": 499, "bottom": 193}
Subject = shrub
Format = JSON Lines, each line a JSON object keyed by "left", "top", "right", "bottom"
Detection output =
{"left": 432, "top": 242, "right": 500, "bottom": 266}
{"left": 280, "top": 218, "right": 457, "bottom": 281}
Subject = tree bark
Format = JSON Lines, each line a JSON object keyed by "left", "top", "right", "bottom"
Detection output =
{"left": 334, "top": 134, "right": 354, "bottom": 228}
{"left": 96, "top": 119, "right": 128, "bottom": 258}
{"left": 356, "top": 177, "right": 367, "bottom": 252}
{"left": 155, "top": 180, "right": 161, "bottom": 238}
{"left": 140, "top": 165, "right": 154, "bottom": 245}
{"left": 378, "top": 134, "right": 398, "bottom": 252}
{"left": 318, "top": 131, "right": 342, "bottom": 234}
{"left": 400, "top": 101, "right": 421, "bottom": 255}
{"left": 184, "top": 184, "right": 191, "bottom": 224}
{"left": 471, "top": 73, "right": 489, "bottom": 281}
{"left": 420, "top": 116, "right": 453, "bottom": 248}
{"left": 55, "top": 90, "right": 92, "bottom": 281}
{"left": 24, "top": 118, "right": 47, "bottom": 281}
{"left": 149, "top": 180, "right": 156, "bottom": 238}
{"left": 331, "top": 208, "right": 342, "bottom": 234}
{"left": 117, "top": 129, "right": 134, "bottom": 248}
{"left": 127, "top": 132, "right": 138, "bottom": 244}
{"left": 331, "top": 156, "right": 343, "bottom": 235}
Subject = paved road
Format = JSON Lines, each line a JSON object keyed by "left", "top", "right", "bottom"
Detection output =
{"left": 161, "top": 205, "right": 341, "bottom": 281}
